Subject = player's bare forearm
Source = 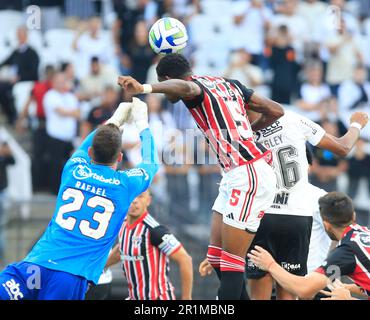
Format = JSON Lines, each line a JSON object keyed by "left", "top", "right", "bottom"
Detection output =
{"left": 171, "top": 248, "right": 193, "bottom": 300}
{"left": 268, "top": 263, "right": 328, "bottom": 299}
{"left": 317, "top": 111, "right": 368, "bottom": 156}
{"left": 117, "top": 76, "right": 201, "bottom": 99}
{"left": 249, "top": 93, "right": 284, "bottom": 131}
{"left": 318, "top": 128, "right": 360, "bottom": 157}
{"left": 105, "top": 244, "right": 121, "bottom": 268}
{"left": 152, "top": 79, "right": 201, "bottom": 98}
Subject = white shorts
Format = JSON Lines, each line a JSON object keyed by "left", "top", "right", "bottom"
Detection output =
{"left": 212, "top": 158, "right": 277, "bottom": 233}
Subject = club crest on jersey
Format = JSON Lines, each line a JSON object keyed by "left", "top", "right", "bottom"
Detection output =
{"left": 73, "top": 164, "right": 92, "bottom": 180}
{"left": 358, "top": 234, "right": 370, "bottom": 247}
{"left": 132, "top": 236, "right": 142, "bottom": 248}
{"left": 257, "top": 121, "right": 282, "bottom": 138}
{"left": 198, "top": 78, "right": 216, "bottom": 90}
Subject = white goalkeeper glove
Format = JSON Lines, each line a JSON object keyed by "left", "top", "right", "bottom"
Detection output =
{"left": 132, "top": 97, "right": 149, "bottom": 132}
{"left": 106, "top": 102, "right": 133, "bottom": 127}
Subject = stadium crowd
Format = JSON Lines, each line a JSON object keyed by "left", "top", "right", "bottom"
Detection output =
{"left": 0, "top": 0, "right": 369, "bottom": 228}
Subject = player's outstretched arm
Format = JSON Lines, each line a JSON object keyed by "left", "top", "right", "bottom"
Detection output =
{"left": 317, "top": 112, "right": 369, "bottom": 157}
{"left": 248, "top": 245, "right": 329, "bottom": 299}
{"left": 117, "top": 76, "right": 201, "bottom": 99}
{"left": 124, "top": 98, "right": 160, "bottom": 199}
{"left": 248, "top": 92, "right": 285, "bottom": 131}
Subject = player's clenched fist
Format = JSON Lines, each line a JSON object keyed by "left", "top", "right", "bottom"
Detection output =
{"left": 132, "top": 97, "right": 149, "bottom": 132}
{"left": 350, "top": 112, "right": 369, "bottom": 129}
{"left": 118, "top": 76, "right": 144, "bottom": 95}
{"left": 198, "top": 258, "right": 213, "bottom": 277}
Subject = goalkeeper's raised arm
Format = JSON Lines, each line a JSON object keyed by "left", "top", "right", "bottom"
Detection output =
{"left": 121, "top": 97, "right": 160, "bottom": 202}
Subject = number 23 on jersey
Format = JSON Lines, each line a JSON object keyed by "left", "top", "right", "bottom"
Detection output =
{"left": 56, "top": 187, "right": 115, "bottom": 240}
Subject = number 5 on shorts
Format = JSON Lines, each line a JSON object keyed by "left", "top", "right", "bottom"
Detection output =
{"left": 229, "top": 189, "right": 241, "bottom": 206}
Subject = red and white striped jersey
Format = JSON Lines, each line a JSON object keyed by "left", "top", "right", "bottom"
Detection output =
{"left": 316, "top": 224, "right": 370, "bottom": 296}
{"left": 118, "top": 211, "right": 182, "bottom": 300}
{"left": 183, "top": 75, "right": 270, "bottom": 171}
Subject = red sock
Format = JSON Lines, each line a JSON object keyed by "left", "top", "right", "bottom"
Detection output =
{"left": 219, "top": 251, "right": 246, "bottom": 300}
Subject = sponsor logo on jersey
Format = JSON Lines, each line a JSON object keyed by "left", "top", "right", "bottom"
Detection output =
{"left": 300, "top": 119, "right": 317, "bottom": 135}
{"left": 225, "top": 213, "right": 235, "bottom": 220}
{"left": 247, "top": 259, "right": 258, "bottom": 269}
{"left": 73, "top": 165, "right": 120, "bottom": 185}
{"left": 256, "top": 121, "right": 282, "bottom": 138}
{"left": 121, "top": 255, "right": 144, "bottom": 262}
{"left": 73, "top": 164, "right": 92, "bottom": 180}
{"left": 273, "top": 192, "right": 290, "bottom": 205}
{"left": 2, "top": 279, "right": 24, "bottom": 300}
{"left": 281, "top": 262, "right": 301, "bottom": 271}
{"left": 70, "top": 157, "right": 88, "bottom": 164}
{"left": 125, "top": 168, "right": 149, "bottom": 181}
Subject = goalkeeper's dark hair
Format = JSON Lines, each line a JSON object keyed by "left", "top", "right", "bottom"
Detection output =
{"left": 91, "top": 124, "right": 122, "bottom": 165}
{"left": 319, "top": 192, "right": 354, "bottom": 228}
{"left": 156, "top": 53, "right": 192, "bottom": 79}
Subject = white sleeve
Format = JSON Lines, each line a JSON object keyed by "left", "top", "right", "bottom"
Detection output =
{"left": 42, "top": 92, "right": 55, "bottom": 116}
{"left": 294, "top": 113, "right": 326, "bottom": 146}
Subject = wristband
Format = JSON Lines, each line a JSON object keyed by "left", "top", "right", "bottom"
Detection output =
{"left": 350, "top": 122, "right": 362, "bottom": 131}
{"left": 142, "top": 84, "right": 153, "bottom": 94}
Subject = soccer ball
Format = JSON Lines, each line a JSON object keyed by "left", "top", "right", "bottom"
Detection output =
{"left": 149, "top": 17, "right": 188, "bottom": 54}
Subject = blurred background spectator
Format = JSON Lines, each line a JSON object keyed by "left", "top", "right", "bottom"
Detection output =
{"left": 295, "top": 60, "right": 333, "bottom": 123}
{"left": 224, "top": 49, "right": 264, "bottom": 90}
{"left": 0, "top": 26, "right": 40, "bottom": 125}
{"left": 325, "top": 18, "right": 363, "bottom": 96}
{"left": 15, "top": 65, "right": 55, "bottom": 191}
{"left": 80, "top": 85, "right": 119, "bottom": 139}
{"left": 43, "top": 72, "right": 80, "bottom": 194}
{"left": 0, "top": 137, "right": 15, "bottom": 263}
{"left": 231, "top": 0, "right": 273, "bottom": 69}
{"left": 309, "top": 120, "right": 348, "bottom": 191}
{"left": 337, "top": 64, "right": 370, "bottom": 139}
{"left": 346, "top": 139, "right": 370, "bottom": 226}
{"left": 268, "top": 24, "right": 299, "bottom": 104}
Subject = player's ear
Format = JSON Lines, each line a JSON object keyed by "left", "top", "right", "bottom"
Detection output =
{"left": 352, "top": 211, "right": 356, "bottom": 223}
{"left": 147, "top": 194, "right": 152, "bottom": 207}
{"left": 88, "top": 147, "right": 94, "bottom": 159}
{"left": 322, "top": 220, "right": 330, "bottom": 232}
{"left": 117, "top": 152, "right": 123, "bottom": 163}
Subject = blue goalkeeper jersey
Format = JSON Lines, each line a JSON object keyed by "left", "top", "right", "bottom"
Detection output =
{"left": 24, "top": 128, "right": 159, "bottom": 284}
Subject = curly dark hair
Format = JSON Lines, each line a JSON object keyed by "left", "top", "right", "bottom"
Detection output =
{"left": 156, "top": 53, "right": 192, "bottom": 79}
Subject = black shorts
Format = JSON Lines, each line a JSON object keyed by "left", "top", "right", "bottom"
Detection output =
{"left": 246, "top": 213, "right": 313, "bottom": 279}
